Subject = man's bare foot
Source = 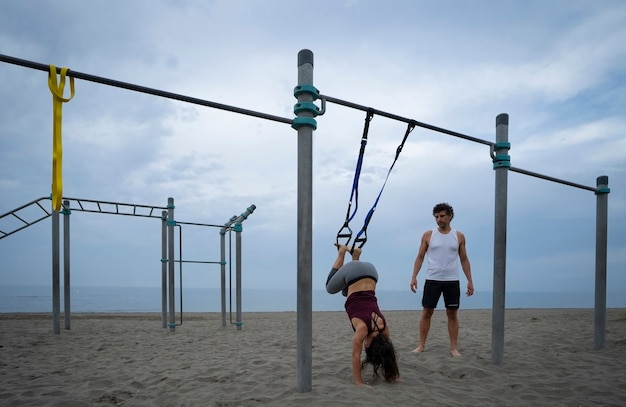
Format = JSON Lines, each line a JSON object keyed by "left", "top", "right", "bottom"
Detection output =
{"left": 411, "top": 346, "right": 424, "bottom": 353}
{"left": 450, "top": 349, "right": 462, "bottom": 357}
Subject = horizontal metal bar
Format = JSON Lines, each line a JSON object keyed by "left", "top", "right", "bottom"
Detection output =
{"left": 175, "top": 221, "right": 224, "bottom": 228}
{"left": 0, "top": 53, "right": 294, "bottom": 125}
{"left": 172, "top": 260, "right": 224, "bottom": 265}
{"left": 510, "top": 166, "right": 597, "bottom": 192}
{"left": 321, "top": 94, "right": 495, "bottom": 147}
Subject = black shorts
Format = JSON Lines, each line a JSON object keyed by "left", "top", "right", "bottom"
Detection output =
{"left": 422, "top": 280, "right": 460, "bottom": 309}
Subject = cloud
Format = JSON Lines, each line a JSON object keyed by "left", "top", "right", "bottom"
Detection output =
{"left": 0, "top": 0, "right": 624, "bottom": 304}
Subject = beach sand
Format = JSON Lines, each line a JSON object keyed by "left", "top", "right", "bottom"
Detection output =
{"left": 1, "top": 309, "right": 625, "bottom": 406}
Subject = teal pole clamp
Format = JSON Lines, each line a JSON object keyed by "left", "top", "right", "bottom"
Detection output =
{"left": 161, "top": 258, "right": 168, "bottom": 263}
{"left": 492, "top": 141, "right": 511, "bottom": 169}
{"left": 167, "top": 219, "right": 177, "bottom": 226}
{"left": 294, "top": 101, "right": 320, "bottom": 117}
{"left": 167, "top": 203, "right": 175, "bottom": 209}
{"left": 234, "top": 223, "right": 243, "bottom": 232}
{"left": 220, "top": 261, "right": 227, "bottom": 265}
{"left": 493, "top": 155, "right": 511, "bottom": 169}
{"left": 219, "top": 230, "right": 227, "bottom": 236}
{"left": 495, "top": 142, "right": 511, "bottom": 150}
{"left": 168, "top": 323, "right": 176, "bottom": 328}
{"left": 292, "top": 117, "right": 317, "bottom": 130}
{"left": 235, "top": 321, "right": 244, "bottom": 327}
{"left": 595, "top": 187, "right": 611, "bottom": 195}
{"left": 293, "top": 84, "right": 319, "bottom": 100}
{"left": 60, "top": 207, "right": 71, "bottom": 215}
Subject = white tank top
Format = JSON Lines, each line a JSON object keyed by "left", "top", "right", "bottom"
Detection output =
{"left": 426, "top": 228, "right": 459, "bottom": 281}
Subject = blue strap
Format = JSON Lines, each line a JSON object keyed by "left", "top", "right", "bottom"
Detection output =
{"left": 336, "top": 110, "right": 374, "bottom": 246}
{"left": 351, "top": 120, "right": 417, "bottom": 251}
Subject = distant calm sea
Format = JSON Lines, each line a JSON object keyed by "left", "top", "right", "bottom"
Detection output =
{"left": 1, "top": 285, "right": 625, "bottom": 313}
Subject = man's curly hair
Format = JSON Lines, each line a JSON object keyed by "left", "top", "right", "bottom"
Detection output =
{"left": 433, "top": 202, "right": 454, "bottom": 219}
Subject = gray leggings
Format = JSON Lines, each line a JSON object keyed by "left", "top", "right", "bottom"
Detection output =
{"left": 326, "top": 261, "right": 378, "bottom": 296}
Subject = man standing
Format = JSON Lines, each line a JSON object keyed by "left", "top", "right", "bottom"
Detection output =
{"left": 409, "top": 202, "right": 474, "bottom": 357}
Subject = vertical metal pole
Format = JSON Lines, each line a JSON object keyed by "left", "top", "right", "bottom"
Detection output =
{"left": 63, "top": 200, "right": 71, "bottom": 330}
{"left": 594, "top": 175, "right": 609, "bottom": 349}
{"left": 295, "top": 49, "right": 314, "bottom": 392}
{"left": 52, "top": 209, "right": 61, "bottom": 335}
{"left": 220, "top": 228, "right": 228, "bottom": 328}
{"left": 161, "top": 210, "right": 168, "bottom": 329}
{"left": 222, "top": 206, "right": 254, "bottom": 330}
{"left": 167, "top": 198, "right": 176, "bottom": 333}
{"left": 235, "top": 222, "right": 243, "bottom": 331}
{"left": 491, "top": 113, "right": 509, "bottom": 365}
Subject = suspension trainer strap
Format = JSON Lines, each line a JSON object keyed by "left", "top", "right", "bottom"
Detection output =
{"left": 336, "top": 109, "right": 375, "bottom": 247}
{"left": 352, "top": 120, "right": 417, "bottom": 251}
{"left": 48, "top": 65, "right": 75, "bottom": 212}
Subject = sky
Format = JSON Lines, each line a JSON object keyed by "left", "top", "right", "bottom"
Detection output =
{"left": 1, "top": 1, "right": 625, "bottom": 307}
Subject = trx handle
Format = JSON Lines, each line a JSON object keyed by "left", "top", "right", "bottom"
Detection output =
{"left": 335, "top": 223, "right": 353, "bottom": 247}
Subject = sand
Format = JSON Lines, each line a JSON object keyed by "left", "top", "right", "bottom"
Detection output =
{"left": 1, "top": 309, "right": 625, "bottom": 406}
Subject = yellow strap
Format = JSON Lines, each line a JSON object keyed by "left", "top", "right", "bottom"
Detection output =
{"left": 48, "top": 65, "right": 75, "bottom": 211}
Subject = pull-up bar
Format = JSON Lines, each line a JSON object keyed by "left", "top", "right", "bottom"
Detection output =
{"left": 0, "top": 53, "right": 293, "bottom": 126}
{"left": 321, "top": 94, "right": 495, "bottom": 147}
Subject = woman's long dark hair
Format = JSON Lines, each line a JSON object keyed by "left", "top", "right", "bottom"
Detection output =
{"left": 362, "top": 333, "right": 400, "bottom": 382}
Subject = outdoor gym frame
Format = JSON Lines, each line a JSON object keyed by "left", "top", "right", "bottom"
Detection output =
{"left": 0, "top": 195, "right": 255, "bottom": 334}
{"left": 0, "top": 50, "right": 610, "bottom": 393}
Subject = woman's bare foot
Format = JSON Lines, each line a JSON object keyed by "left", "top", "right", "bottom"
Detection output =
{"left": 450, "top": 349, "right": 462, "bottom": 357}
{"left": 411, "top": 346, "right": 424, "bottom": 353}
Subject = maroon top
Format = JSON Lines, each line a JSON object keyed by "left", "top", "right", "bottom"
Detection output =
{"left": 344, "top": 290, "right": 385, "bottom": 334}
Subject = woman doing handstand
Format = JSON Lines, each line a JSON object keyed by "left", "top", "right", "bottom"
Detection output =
{"left": 326, "top": 244, "right": 400, "bottom": 386}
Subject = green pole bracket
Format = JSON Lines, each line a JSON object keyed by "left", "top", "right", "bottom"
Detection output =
{"left": 161, "top": 258, "right": 168, "bottom": 263}
{"left": 292, "top": 117, "right": 317, "bottom": 130}
{"left": 293, "top": 101, "right": 320, "bottom": 116}
{"left": 595, "top": 187, "right": 611, "bottom": 195}
{"left": 234, "top": 321, "right": 244, "bottom": 327}
{"left": 293, "top": 84, "right": 319, "bottom": 100}
{"left": 493, "top": 154, "right": 511, "bottom": 169}
{"left": 60, "top": 207, "right": 71, "bottom": 215}
{"left": 495, "top": 142, "right": 511, "bottom": 150}
{"left": 167, "top": 219, "right": 177, "bottom": 226}
{"left": 234, "top": 223, "right": 243, "bottom": 232}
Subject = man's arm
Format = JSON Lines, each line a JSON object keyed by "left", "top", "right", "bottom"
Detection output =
{"left": 410, "top": 231, "right": 431, "bottom": 293}
{"left": 457, "top": 231, "right": 474, "bottom": 296}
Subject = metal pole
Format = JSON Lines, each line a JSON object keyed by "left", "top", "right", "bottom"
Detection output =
{"left": 491, "top": 113, "right": 509, "bottom": 365}
{"left": 52, "top": 209, "right": 61, "bottom": 334}
{"left": 167, "top": 198, "right": 176, "bottom": 333}
{"left": 63, "top": 200, "right": 71, "bottom": 330}
{"left": 161, "top": 210, "right": 168, "bottom": 329}
{"left": 235, "top": 222, "right": 243, "bottom": 331}
{"left": 220, "top": 228, "right": 228, "bottom": 327}
{"left": 220, "top": 215, "right": 237, "bottom": 328}
{"left": 594, "top": 175, "right": 609, "bottom": 349}
{"left": 295, "top": 49, "right": 315, "bottom": 393}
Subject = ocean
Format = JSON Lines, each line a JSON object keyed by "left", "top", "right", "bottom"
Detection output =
{"left": 1, "top": 285, "right": 625, "bottom": 313}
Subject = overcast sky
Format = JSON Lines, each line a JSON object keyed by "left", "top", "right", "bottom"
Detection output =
{"left": 1, "top": 1, "right": 625, "bottom": 304}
